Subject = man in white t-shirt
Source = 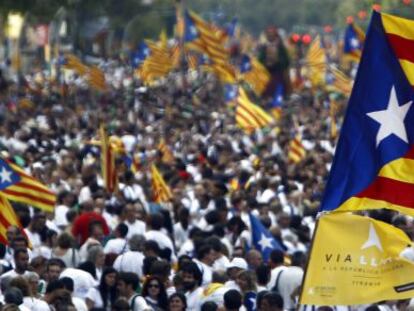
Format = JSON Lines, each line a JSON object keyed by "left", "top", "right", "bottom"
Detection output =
{"left": 121, "top": 203, "right": 146, "bottom": 239}
{"left": 1, "top": 248, "right": 31, "bottom": 281}
{"left": 267, "top": 249, "right": 287, "bottom": 291}
{"left": 277, "top": 251, "right": 305, "bottom": 311}
{"left": 104, "top": 223, "right": 129, "bottom": 255}
{"left": 181, "top": 261, "right": 204, "bottom": 311}
{"left": 113, "top": 234, "right": 145, "bottom": 278}
{"left": 117, "top": 272, "right": 151, "bottom": 311}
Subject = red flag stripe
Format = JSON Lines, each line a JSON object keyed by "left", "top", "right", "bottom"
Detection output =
{"left": 386, "top": 33, "right": 414, "bottom": 64}
{"left": 2, "top": 189, "right": 56, "bottom": 206}
{"left": 356, "top": 176, "right": 414, "bottom": 208}
{"left": 14, "top": 181, "right": 55, "bottom": 196}
{"left": 238, "top": 104, "right": 265, "bottom": 127}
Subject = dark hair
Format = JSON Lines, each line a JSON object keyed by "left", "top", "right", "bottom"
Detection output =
{"left": 169, "top": 292, "right": 187, "bottom": 310}
{"left": 144, "top": 240, "right": 160, "bottom": 255}
{"left": 196, "top": 244, "right": 213, "bottom": 261}
{"left": 47, "top": 258, "right": 66, "bottom": 271}
{"left": 227, "top": 216, "right": 247, "bottom": 234}
{"left": 116, "top": 223, "right": 129, "bottom": 238}
{"left": 291, "top": 251, "right": 307, "bottom": 267}
{"left": 201, "top": 301, "right": 218, "bottom": 311}
{"left": 45, "top": 279, "right": 64, "bottom": 294}
{"left": 149, "top": 213, "right": 164, "bottom": 230}
{"left": 262, "top": 292, "right": 284, "bottom": 309}
{"left": 59, "top": 277, "right": 74, "bottom": 292}
{"left": 269, "top": 249, "right": 285, "bottom": 265}
{"left": 143, "top": 256, "right": 158, "bottom": 276}
{"left": 99, "top": 267, "right": 118, "bottom": 309}
{"left": 224, "top": 289, "right": 242, "bottom": 310}
{"left": 149, "top": 260, "right": 171, "bottom": 280}
{"left": 118, "top": 272, "right": 139, "bottom": 291}
{"left": 180, "top": 261, "right": 202, "bottom": 285}
{"left": 78, "top": 261, "right": 96, "bottom": 279}
{"left": 57, "top": 232, "right": 75, "bottom": 249}
{"left": 256, "top": 263, "right": 271, "bottom": 285}
{"left": 141, "top": 276, "right": 168, "bottom": 310}
{"left": 13, "top": 248, "right": 27, "bottom": 260}
{"left": 4, "top": 287, "right": 23, "bottom": 305}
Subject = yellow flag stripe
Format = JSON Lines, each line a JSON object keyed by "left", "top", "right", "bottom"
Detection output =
{"left": 382, "top": 13, "right": 414, "bottom": 41}
{"left": 378, "top": 157, "right": 414, "bottom": 184}
{"left": 398, "top": 59, "right": 414, "bottom": 86}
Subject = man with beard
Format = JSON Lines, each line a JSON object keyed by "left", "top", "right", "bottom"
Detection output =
{"left": 180, "top": 261, "right": 204, "bottom": 311}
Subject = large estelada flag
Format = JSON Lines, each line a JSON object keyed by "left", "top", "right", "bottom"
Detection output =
{"left": 320, "top": 11, "right": 414, "bottom": 216}
{"left": 0, "top": 159, "right": 56, "bottom": 212}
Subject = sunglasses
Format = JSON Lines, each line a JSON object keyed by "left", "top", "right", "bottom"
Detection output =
{"left": 148, "top": 283, "right": 160, "bottom": 288}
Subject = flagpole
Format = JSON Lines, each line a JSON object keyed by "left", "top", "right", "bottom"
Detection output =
{"left": 176, "top": 0, "right": 188, "bottom": 93}
{"left": 297, "top": 213, "right": 323, "bottom": 307}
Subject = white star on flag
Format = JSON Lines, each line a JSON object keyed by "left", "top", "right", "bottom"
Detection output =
{"left": 350, "top": 37, "right": 360, "bottom": 48}
{"left": 190, "top": 26, "right": 197, "bottom": 36}
{"left": 361, "top": 223, "right": 383, "bottom": 252}
{"left": 0, "top": 167, "right": 12, "bottom": 184}
{"left": 366, "top": 86, "right": 412, "bottom": 147}
{"left": 258, "top": 233, "right": 273, "bottom": 251}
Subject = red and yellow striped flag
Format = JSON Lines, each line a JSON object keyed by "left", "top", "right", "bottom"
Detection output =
{"left": 0, "top": 194, "right": 24, "bottom": 245}
{"left": 158, "top": 139, "right": 175, "bottom": 164}
{"left": 151, "top": 164, "right": 172, "bottom": 203}
{"left": 0, "top": 159, "right": 56, "bottom": 212}
{"left": 100, "top": 125, "right": 118, "bottom": 193}
{"left": 288, "top": 135, "right": 306, "bottom": 163}
{"left": 88, "top": 66, "right": 107, "bottom": 91}
{"left": 235, "top": 88, "right": 273, "bottom": 133}
{"left": 382, "top": 13, "right": 414, "bottom": 88}
{"left": 63, "top": 54, "right": 89, "bottom": 76}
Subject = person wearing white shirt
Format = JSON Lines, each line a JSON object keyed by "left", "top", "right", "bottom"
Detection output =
{"left": 104, "top": 223, "right": 129, "bottom": 255}
{"left": 120, "top": 171, "right": 149, "bottom": 212}
{"left": 1, "top": 248, "right": 31, "bottom": 282}
{"left": 121, "top": 203, "right": 146, "bottom": 239}
{"left": 146, "top": 213, "right": 175, "bottom": 260}
{"left": 60, "top": 268, "right": 97, "bottom": 299}
{"left": 181, "top": 261, "right": 204, "bottom": 311}
{"left": 173, "top": 207, "right": 191, "bottom": 250}
{"left": 277, "top": 251, "right": 305, "bottom": 311}
{"left": 193, "top": 244, "right": 216, "bottom": 286}
{"left": 267, "top": 249, "right": 287, "bottom": 291}
{"left": 113, "top": 235, "right": 145, "bottom": 278}
{"left": 118, "top": 272, "right": 151, "bottom": 311}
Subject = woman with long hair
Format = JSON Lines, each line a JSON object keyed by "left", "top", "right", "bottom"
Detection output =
{"left": 86, "top": 267, "right": 118, "bottom": 311}
{"left": 141, "top": 275, "right": 168, "bottom": 311}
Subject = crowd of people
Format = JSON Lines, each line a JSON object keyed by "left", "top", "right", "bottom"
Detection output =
{"left": 0, "top": 25, "right": 408, "bottom": 311}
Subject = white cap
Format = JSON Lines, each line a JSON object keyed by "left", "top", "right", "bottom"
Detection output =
{"left": 226, "top": 257, "right": 248, "bottom": 270}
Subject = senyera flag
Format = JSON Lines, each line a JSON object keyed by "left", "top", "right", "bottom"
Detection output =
{"left": 320, "top": 11, "right": 414, "bottom": 216}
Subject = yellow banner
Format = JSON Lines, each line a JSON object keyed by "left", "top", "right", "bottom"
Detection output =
{"left": 300, "top": 213, "right": 414, "bottom": 305}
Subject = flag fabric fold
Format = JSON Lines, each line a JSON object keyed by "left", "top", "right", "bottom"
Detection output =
{"left": 0, "top": 194, "right": 25, "bottom": 245}
{"left": 235, "top": 88, "right": 273, "bottom": 133}
{"left": 320, "top": 11, "right": 414, "bottom": 216}
{"left": 0, "top": 159, "right": 56, "bottom": 212}
{"left": 151, "top": 164, "right": 173, "bottom": 203}
{"left": 100, "top": 125, "right": 118, "bottom": 193}
{"left": 249, "top": 213, "right": 285, "bottom": 262}
{"left": 301, "top": 213, "right": 414, "bottom": 305}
